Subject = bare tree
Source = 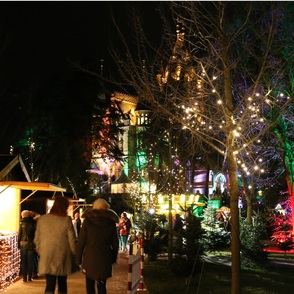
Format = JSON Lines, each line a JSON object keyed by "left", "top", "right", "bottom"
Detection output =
{"left": 112, "top": 2, "right": 293, "bottom": 293}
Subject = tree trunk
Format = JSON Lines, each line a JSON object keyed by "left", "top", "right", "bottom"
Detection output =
{"left": 168, "top": 194, "right": 173, "bottom": 261}
{"left": 241, "top": 174, "right": 253, "bottom": 225}
{"left": 286, "top": 170, "right": 294, "bottom": 235}
{"left": 220, "top": 21, "right": 242, "bottom": 293}
{"left": 205, "top": 167, "right": 210, "bottom": 199}
{"left": 246, "top": 196, "right": 253, "bottom": 226}
{"left": 190, "top": 155, "right": 195, "bottom": 194}
{"left": 168, "top": 130, "right": 173, "bottom": 261}
{"left": 227, "top": 149, "right": 241, "bottom": 294}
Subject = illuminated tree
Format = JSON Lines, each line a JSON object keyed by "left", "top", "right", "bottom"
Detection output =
{"left": 112, "top": 2, "right": 293, "bottom": 293}
{"left": 268, "top": 197, "right": 293, "bottom": 253}
{"left": 270, "top": 105, "right": 294, "bottom": 227}
{"left": 238, "top": 1, "right": 294, "bottom": 224}
{"left": 254, "top": 103, "right": 294, "bottom": 227}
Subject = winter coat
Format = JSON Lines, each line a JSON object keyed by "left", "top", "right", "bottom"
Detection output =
{"left": 118, "top": 217, "right": 132, "bottom": 236}
{"left": 76, "top": 209, "right": 119, "bottom": 281}
{"left": 34, "top": 213, "right": 77, "bottom": 276}
{"left": 18, "top": 216, "right": 36, "bottom": 250}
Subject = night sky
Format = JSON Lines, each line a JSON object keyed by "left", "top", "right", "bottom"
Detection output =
{"left": 0, "top": 1, "right": 162, "bottom": 80}
{"left": 0, "top": 1, "right": 162, "bottom": 153}
{"left": 0, "top": 2, "right": 129, "bottom": 83}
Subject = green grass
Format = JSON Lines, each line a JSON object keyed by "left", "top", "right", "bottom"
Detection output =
{"left": 144, "top": 255, "right": 294, "bottom": 294}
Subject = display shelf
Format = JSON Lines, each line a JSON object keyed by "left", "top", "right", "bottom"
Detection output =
{"left": 0, "top": 231, "right": 20, "bottom": 292}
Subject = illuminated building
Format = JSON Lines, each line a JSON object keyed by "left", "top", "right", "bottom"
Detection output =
{"left": 89, "top": 20, "right": 228, "bottom": 214}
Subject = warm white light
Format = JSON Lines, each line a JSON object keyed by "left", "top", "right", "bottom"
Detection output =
{"left": 234, "top": 130, "right": 240, "bottom": 137}
{"left": 149, "top": 208, "right": 155, "bottom": 214}
{"left": 150, "top": 183, "right": 157, "bottom": 194}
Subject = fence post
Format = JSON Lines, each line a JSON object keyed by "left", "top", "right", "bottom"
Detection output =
{"left": 127, "top": 241, "right": 133, "bottom": 294}
{"left": 127, "top": 234, "right": 148, "bottom": 294}
{"left": 139, "top": 238, "right": 144, "bottom": 290}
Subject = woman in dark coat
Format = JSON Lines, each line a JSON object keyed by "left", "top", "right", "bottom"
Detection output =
{"left": 76, "top": 198, "right": 119, "bottom": 294}
{"left": 18, "top": 210, "right": 36, "bottom": 282}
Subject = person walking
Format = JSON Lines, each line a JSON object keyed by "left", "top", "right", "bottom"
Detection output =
{"left": 18, "top": 210, "right": 36, "bottom": 282}
{"left": 73, "top": 212, "right": 81, "bottom": 239}
{"left": 34, "top": 196, "right": 77, "bottom": 294}
{"left": 76, "top": 198, "right": 119, "bottom": 294}
{"left": 117, "top": 212, "right": 131, "bottom": 253}
{"left": 172, "top": 213, "right": 183, "bottom": 250}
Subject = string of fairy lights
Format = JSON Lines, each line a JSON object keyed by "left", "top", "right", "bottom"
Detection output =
{"left": 152, "top": 50, "right": 291, "bottom": 197}
{"left": 130, "top": 18, "right": 292, "bottom": 205}
{"left": 0, "top": 232, "right": 20, "bottom": 291}
{"left": 174, "top": 63, "right": 291, "bottom": 185}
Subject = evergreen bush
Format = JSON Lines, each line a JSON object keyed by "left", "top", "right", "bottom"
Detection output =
{"left": 240, "top": 216, "right": 268, "bottom": 266}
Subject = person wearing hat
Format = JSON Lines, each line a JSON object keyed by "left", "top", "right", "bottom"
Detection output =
{"left": 18, "top": 210, "right": 36, "bottom": 282}
{"left": 76, "top": 198, "right": 119, "bottom": 294}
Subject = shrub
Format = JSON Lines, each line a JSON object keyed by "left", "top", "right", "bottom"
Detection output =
{"left": 201, "top": 228, "right": 231, "bottom": 253}
{"left": 240, "top": 217, "right": 268, "bottom": 266}
{"left": 133, "top": 210, "right": 168, "bottom": 260}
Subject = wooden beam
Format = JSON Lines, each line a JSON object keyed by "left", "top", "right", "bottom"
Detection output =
{"left": 0, "top": 155, "right": 19, "bottom": 180}
{"left": 0, "top": 181, "right": 66, "bottom": 192}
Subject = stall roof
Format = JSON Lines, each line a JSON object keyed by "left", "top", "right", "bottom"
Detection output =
{"left": 0, "top": 154, "right": 31, "bottom": 182}
{"left": 0, "top": 181, "right": 66, "bottom": 192}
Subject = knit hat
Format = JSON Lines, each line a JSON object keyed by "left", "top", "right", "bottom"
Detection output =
{"left": 21, "top": 210, "right": 31, "bottom": 218}
{"left": 93, "top": 198, "right": 110, "bottom": 210}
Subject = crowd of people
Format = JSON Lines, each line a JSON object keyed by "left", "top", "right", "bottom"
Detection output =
{"left": 18, "top": 197, "right": 132, "bottom": 294}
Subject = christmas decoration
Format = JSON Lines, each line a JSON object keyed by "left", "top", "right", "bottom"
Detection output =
{"left": 0, "top": 231, "right": 20, "bottom": 291}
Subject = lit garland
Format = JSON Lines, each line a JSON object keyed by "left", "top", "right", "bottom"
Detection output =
{"left": 0, "top": 232, "right": 20, "bottom": 291}
{"left": 172, "top": 63, "right": 291, "bottom": 189}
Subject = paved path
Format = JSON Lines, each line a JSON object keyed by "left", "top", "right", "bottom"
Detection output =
{"left": 203, "top": 253, "right": 294, "bottom": 268}
{"left": 4, "top": 253, "right": 129, "bottom": 294}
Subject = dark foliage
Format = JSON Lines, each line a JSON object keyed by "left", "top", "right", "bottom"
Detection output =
{"left": 240, "top": 217, "right": 268, "bottom": 266}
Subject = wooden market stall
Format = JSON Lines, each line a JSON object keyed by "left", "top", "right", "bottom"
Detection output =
{"left": 0, "top": 154, "right": 67, "bottom": 290}
{"left": 0, "top": 181, "right": 66, "bottom": 291}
